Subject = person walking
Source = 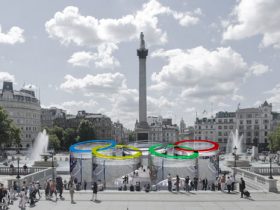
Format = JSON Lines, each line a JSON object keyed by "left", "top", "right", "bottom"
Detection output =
{"left": 68, "top": 179, "right": 76, "bottom": 204}
{"left": 91, "top": 182, "right": 98, "bottom": 202}
{"left": 220, "top": 175, "right": 226, "bottom": 192}
{"left": 193, "top": 177, "right": 198, "bottom": 191}
{"left": 83, "top": 180, "right": 87, "bottom": 191}
{"left": 175, "top": 175, "right": 180, "bottom": 192}
{"left": 226, "top": 177, "right": 232, "bottom": 193}
{"left": 18, "top": 188, "right": 28, "bottom": 210}
{"left": 185, "top": 176, "right": 190, "bottom": 192}
{"left": 230, "top": 175, "right": 235, "bottom": 191}
{"left": 239, "top": 178, "right": 246, "bottom": 198}
{"left": 202, "top": 178, "right": 208, "bottom": 191}
{"left": 167, "top": 174, "right": 172, "bottom": 192}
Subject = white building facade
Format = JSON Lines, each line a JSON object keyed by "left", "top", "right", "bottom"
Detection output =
{"left": 0, "top": 81, "right": 41, "bottom": 148}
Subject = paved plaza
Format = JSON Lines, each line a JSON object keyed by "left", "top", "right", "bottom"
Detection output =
{"left": 5, "top": 191, "right": 280, "bottom": 210}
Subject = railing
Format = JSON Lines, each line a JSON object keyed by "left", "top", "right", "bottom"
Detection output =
{"left": 0, "top": 167, "right": 45, "bottom": 175}
{"left": 233, "top": 167, "right": 278, "bottom": 192}
{"left": 242, "top": 167, "right": 280, "bottom": 175}
{"left": 7, "top": 167, "right": 55, "bottom": 188}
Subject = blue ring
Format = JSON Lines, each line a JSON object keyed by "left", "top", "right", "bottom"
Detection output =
{"left": 69, "top": 139, "right": 116, "bottom": 153}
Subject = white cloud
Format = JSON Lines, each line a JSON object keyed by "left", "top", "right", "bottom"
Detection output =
{"left": 43, "top": 99, "right": 98, "bottom": 114}
{"left": 68, "top": 43, "right": 120, "bottom": 69}
{"left": 249, "top": 63, "right": 271, "bottom": 76}
{"left": 223, "top": 0, "right": 280, "bottom": 48}
{"left": 23, "top": 84, "right": 37, "bottom": 90}
{"left": 45, "top": 0, "right": 200, "bottom": 47}
{"left": 266, "top": 84, "right": 280, "bottom": 108}
{"left": 151, "top": 46, "right": 268, "bottom": 103}
{"left": 60, "top": 72, "right": 127, "bottom": 95}
{"left": 0, "top": 25, "right": 25, "bottom": 45}
{"left": 0, "top": 72, "right": 15, "bottom": 82}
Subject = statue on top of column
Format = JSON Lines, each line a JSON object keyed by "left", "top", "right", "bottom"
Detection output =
{"left": 140, "top": 32, "right": 145, "bottom": 49}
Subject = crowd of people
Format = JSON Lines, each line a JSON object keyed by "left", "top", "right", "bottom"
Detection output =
{"left": 166, "top": 173, "right": 248, "bottom": 197}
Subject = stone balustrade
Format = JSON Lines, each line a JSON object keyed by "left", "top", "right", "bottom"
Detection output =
{"left": 233, "top": 167, "right": 278, "bottom": 192}
{"left": 7, "top": 167, "right": 56, "bottom": 188}
{"left": 242, "top": 167, "right": 280, "bottom": 175}
{"left": 0, "top": 167, "right": 45, "bottom": 175}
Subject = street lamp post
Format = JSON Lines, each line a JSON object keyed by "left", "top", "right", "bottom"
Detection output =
{"left": 49, "top": 150, "right": 55, "bottom": 180}
{"left": 269, "top": 153, "right": 274, "bottom": 179}
{"left": 232, "top": 146, "right": 237, "bottom": 181}
{"left": 16, "top": 156, "right": 21, "bottom": 179}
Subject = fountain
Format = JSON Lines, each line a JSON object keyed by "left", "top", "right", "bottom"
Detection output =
{"left": 31, "top": 129, "right": 58, "bottom": 167}
{"left": 225, "top": 129, "right": 250, "bottom": 167}
{"left": 30, "top": 129, "right": 49, "bottom": 162}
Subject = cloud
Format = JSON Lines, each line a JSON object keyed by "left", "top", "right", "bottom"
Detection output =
{"left": 68, "top": 43, "right": 120, "bottom": 68}
{"left": 0, "top": 72, "right": 15, "bottom": 82}
{"left": 151, "top": 46, "right": 265, "bottom": 102}
{"left": 45, "top": 0, "right": 200, "bottom": 47}
{"left": 60, "top": 72, "right": 127, "bottom": 95}
{"left": 249, "top": 63, "right": 271, "bottom": 76}
{"left": 266, "top": 84, "right": 280, "bottom": 108}
{"left": 0, "top": 25, "right": 25, "bottom": 45}
{"left": 223, "top": 0, "right": 280, "bottom": 48}
{"left": 43, "top": 99, "right": 98, "bottom": 114}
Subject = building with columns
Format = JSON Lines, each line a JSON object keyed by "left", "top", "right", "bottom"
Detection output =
{"left": 194, "top": 101, "right": 280, "bottom": 152}
{"left": 0, "top": 81, "right": 41, "bottom": 148}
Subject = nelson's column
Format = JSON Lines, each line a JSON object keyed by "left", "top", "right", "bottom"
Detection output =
{"left": 135, "top": 32, "right": 150, "bottom": 141}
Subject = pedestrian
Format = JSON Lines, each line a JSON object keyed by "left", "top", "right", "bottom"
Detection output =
{"left": 35, "top": 181, "right": 41, "bottom": 199}
{"left": 44, "top": 180, "right": 50, "bottom": 200}
{"left": 56, "top": 177, "right": 63, "bottom": 198}
{"left": 50, "top": 180, "right": 57, "bottom": 201}
{"left": 193, "top": 177, "right": 198, "bottom": 191}
{"left": 226, "top": 177, "right": 232, "bottom": 193}
{"left": 68, "top": 179, "right": 76, "bottom": 204}
{"left": 91, "top": 182, "right": 98, "bottom": 202}
{"left": 185, "top": 176, "right": 190, "bottom": 192}
{"left": 175, "top": 175, "right": 180, "bottom": 192}
{"left": 23, "top": 164, "right": 28, "bottom": 174}
{"left": 220, "top": 175, "right": 226, "bottom": 192}
{"left": 202, "top": 178, "right": 208, "bottom": 191}
{"left": 83, "top": 180, "right": 87, "bottom": 191}
{"left": 239, "top": 178, "right": 246, "bottom": 198}
{"left": 18, "top": 188, "right": 28, "bottom": 210}
{"left": 230, "top": 175, "right": 235, "bottom": 191}
{"left": 167, "top": 174, "right": 172, "bottom": 192}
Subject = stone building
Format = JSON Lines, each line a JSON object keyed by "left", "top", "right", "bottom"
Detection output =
{"left": 0, "top": 81, "right": 41, "bottom": 148}
{"left": 41, "top": 107, "right": 66, "bottom": 128}
{"left": 54, "top": 110, "right": 112, "bottom": 140}
{"left": 194, "top": 101, "right": 279, "bottom": 152}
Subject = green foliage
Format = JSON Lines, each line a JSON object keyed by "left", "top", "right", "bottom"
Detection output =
{"left": 62, "top": 128, "right": 78, "bottom": 150}
{"left": 48, "top": 134, "right": 60, "bottom": 151}
{"left": 77, "top": 119, "right": 95, "bottom": 141}
{"left": 0, "top": 106, "right": 21, "bottom": 147}
{"left": 268, "top": 125, "right": 280, "bottom": 152}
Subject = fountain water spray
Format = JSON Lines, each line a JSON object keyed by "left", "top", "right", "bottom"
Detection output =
{"left": 30, "top": 129, "right": 49, "bottom": 162}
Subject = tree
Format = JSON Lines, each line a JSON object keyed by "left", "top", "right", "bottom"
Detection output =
{"left": 0, "top": 106, "right": 21, "bottom": 148}
{"left": 62, "top": 128, "right": 78, "bottom": 150}
{"left": 268, "top": 125, "right": 280, "bottom": 152}
{"left": 48, "top": 134, "right": 60, "bottom": 151}
{"left": 77, "top": 120, "right": 95, "bottom": 141}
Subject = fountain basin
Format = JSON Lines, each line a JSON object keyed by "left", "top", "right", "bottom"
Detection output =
{"left": 33, "top": 160, "right": 58, "bottom": 167}
{"left": 225, "top": 159, "right": 250, "bottom": 167}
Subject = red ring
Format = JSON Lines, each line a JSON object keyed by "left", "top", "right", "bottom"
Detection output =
{"left": 174, "top": 139, "right": 219, "bottom": 153}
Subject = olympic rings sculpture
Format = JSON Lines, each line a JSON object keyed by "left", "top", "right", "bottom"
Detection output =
{"left": 69, "top": 139, "right": 219, "bottom": 160}
{"left": 92, "top": 144, "right": 142, "bottom": 160}
{"left": 174, "top": 139, "right": 219, "bottom": 153}
{"left": 149, "top": 144, "right": 199, "bottom": 159}
{"left": 69, "top": 139, "right": 116, "bottom": 153}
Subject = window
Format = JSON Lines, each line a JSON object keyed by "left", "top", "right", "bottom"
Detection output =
{"left": 224, "top": 126, "right": 228, "bottom": 129}
{"left": 218, "top": 119, "right": 222, "bottom": 123}
{"left": 240, "top": 120, "right": 243, "bottom": 125}
{"left": 247, "top": 132, "right": 251, "bottom": 136}
{"left": 218, "top": 132, "right": 222, "bottom": 136}
{"left": 224, "top": 119, "right": 228, "bottom": 123}
{"left": 247, "top": 114, "right": 252, "bottom": 118}
{"left": 229, "top": 119, "right": 233, "bottom": 123}
{"left": 247, "top": 125, "right": 252, "bottom": 130}
{"left": 229, "top": 125, "right": 234, "bottom": 129}
{"left": 265, "top": 132, "right": 268, "bottom": 136}
{"left": 254, "top": 125, "right": 259, "bottom": 129}
{"left": 255, "top": 119, "right": 259, "bottom": 124}
{"left": 246, "top": 120, "right": 252, "bottom": 124}
{"left": 218, "top": 139, "right": 223, "bottom": 143}
{"left": 218, "top": 126, "right": 222, "bottom": 129}
{"left": 239, "top": 114, "right": 243, "bottom": 119}
{"left": 265, "top": 125, "right": 268, "bottom": 130}
{"left": 239, "top": 125, "right": 244, "bottom": 130}
{"left": 224, "top": 132, "right": 228, "bottom": 136}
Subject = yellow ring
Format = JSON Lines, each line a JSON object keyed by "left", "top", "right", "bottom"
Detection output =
{"left": 92, "top": 144, "right": 142, "bottom": 160}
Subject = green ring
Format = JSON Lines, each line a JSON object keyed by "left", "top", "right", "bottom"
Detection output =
{"left": 149, "top": 144, "right": 199, "bottom": 159}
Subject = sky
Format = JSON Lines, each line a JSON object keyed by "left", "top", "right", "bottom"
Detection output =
{"left": 1, "top": 0, "right": 280, "bottom": 129}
